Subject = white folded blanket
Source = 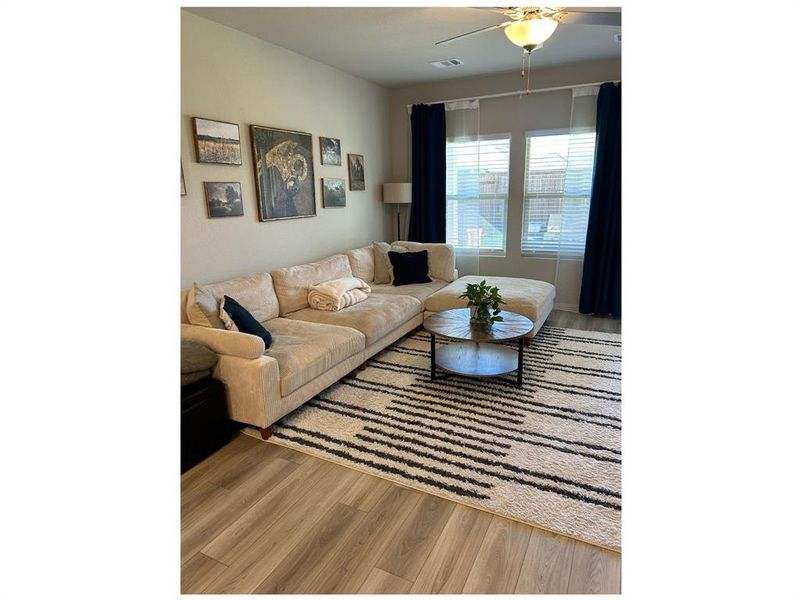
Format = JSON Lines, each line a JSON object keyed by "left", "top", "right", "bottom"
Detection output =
{"left": 308, "top": 277, "right": 371, "bottom": 312}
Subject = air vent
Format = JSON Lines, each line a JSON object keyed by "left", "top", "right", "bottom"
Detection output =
{"left": 614, "top": 33, "right": 621, "bottom": 44}
{"left": 430, "top": 58, "right": 464, "bottom": 69}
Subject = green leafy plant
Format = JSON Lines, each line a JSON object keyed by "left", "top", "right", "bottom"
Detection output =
{"left": 459, "top": 280, "right": 506, "bottom": 326}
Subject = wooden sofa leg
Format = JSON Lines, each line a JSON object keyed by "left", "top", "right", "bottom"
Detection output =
{"left": 260, "top": 426, "right": 273, "bottom": 440}
{"left": 523, "top": 338, "right": 531, "bottom": 348}
{"left": 348, "top": 369, "right": 358, "bottom": 379}
{"left": 358, "top": 363, "right": 367, "bottom": 371}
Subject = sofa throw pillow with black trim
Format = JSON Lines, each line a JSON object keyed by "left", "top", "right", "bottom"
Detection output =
{"left": 219, "top": 295, "right": 272, "bottom": 349}
{"left": 388, "top": 250, "right": 432, "bottom": 286}
{"left": 187, "top": 283, "right": 225, "bottom": 329}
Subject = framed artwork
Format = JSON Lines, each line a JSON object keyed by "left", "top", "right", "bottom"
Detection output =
{"left": 319, "top": 136, "right": 342, "bottom": 166}
{"left": 348, "top": 153, "right": 365, "bottom": 191}
{"left": 251, "top": 125, "right": 316, "bottom": 221}
{"left": 204, "top": 182, "right": 244, "bottom": 218}
{"left": 180, "top": 161, "right": 187, "bottom": 196}
{"left": 192, "top": 117, "right": 242, "bottom": 165}
{"left": 322, "top": 178, "right": 347, "bottom": 208}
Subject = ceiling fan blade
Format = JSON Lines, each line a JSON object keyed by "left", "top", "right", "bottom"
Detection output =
{"left": 559, "top": 10, "right": 621, "bottom": 27}
{"left": 435, "top": 21, "right": 514, "bottom": 46}
{"left": 469, "top": 7, "right": 520, "bottom": 16}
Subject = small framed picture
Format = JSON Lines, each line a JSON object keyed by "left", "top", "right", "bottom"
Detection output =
{"left": 348, "top": 153, "right": 365, "bottom": 191}
{"left": 180, "top": 161, "right": 187, "bottom": 196}
{"left": 322, "top": 178, "right": 346, "bottom": 208}
{"left": 319, "top": 136, "right": 342, "bottom": 166}
{"left": 193, "top": 117, "right": 242, "bottom": 165}
{"left": 204, "top": 182, "right": 244, "bottom": 218}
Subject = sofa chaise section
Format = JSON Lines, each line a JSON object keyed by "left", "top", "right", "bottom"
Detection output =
{"left": 424, "top": 275, "right": 556, "bottom": 337}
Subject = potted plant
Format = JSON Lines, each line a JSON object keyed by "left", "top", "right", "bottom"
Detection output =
{"left": 459, "top": 280, "right": 506, "bottom": 327}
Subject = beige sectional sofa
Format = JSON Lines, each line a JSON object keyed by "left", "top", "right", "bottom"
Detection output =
{"left": 180, "top": 241, "right": 555, "bottom": 439}
{"left": 180, "top": 242, "right": 458, "bottom": 438}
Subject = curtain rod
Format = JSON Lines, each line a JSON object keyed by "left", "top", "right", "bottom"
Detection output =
{"left": 404, "top": 80, "right": 619, "bottom": 109}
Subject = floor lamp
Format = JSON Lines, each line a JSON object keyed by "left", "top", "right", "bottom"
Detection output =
{"left": 383, "top": 183, "right": 412, "bottom": 240}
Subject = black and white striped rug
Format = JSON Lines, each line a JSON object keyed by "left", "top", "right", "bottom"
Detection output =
{"left": 251, "top": 325, "right": 621, "bottom": 552}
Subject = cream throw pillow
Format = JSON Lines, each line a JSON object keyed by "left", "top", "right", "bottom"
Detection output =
{"left": 346, "top": 246, "right": 375, "bottom": 282}
{"left": 372, "top": 242, "right": 392, "bottom": 284}
{"left": 186, "top": 283, "right": 225, "bottom": 329}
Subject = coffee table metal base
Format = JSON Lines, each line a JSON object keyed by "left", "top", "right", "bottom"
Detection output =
{"left": 429, "top": 334, "right": 524, "bottom": 387}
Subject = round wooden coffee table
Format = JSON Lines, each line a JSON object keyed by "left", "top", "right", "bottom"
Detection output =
{"left": 422, "top": 308, "right": 534, "bottom": 387}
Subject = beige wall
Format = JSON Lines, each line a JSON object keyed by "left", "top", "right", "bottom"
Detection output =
{"left": 389, "top": 58, "right": 620, "bottom": 310}
{"left": 181, "top": 11, "right": 391, "bottom": 289}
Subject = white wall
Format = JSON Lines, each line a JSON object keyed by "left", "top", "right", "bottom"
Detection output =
{"left": 181, "top": 11, "right": 391, "bottom": 288}
{"left": 388, "top": 58, "right": 620, "bottom": 310}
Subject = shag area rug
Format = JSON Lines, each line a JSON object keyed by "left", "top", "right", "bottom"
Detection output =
{"left": 246, "top": 325, "right": 621, "bottom": 551}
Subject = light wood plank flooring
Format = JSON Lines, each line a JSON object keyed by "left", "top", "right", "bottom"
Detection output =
{"left": 181, "top": 310, "right": 621, "bottom": 594}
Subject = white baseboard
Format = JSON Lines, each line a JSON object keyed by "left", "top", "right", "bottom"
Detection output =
{"left": 554, "top": 303, "right": 579, "bottom": 313}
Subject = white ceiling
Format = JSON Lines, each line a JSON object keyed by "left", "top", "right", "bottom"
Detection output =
{"left": 185, "top": 7, "right": 621, "bottom": 88}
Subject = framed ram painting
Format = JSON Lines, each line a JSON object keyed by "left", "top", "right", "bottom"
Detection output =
{"left": 251, "top": 125, "right": 317, "bottom": 221}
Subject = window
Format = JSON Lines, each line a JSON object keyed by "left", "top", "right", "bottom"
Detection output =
{"left": 521, "top": 130, "right": 596, "bottom": 256}
{"left": 446, "top": 134, "right": 510, "bottom": 255}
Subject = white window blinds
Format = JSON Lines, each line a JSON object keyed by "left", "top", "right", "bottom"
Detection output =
{"left": 446, "top": 134, "right": 511, "bottom": 254}
{"left": 521, "top": 131, "right": 597, "bottom": 256}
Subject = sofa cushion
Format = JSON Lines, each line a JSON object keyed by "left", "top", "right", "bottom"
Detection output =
{"left": 263, "top": 318, "right": 365, "bottom": 396}
{"left": 272, "top": 254, "right": 353, "bottom": 316}
{"left": 287, "top": 293, "right": 422, "bottom": 345}
{"left": 425, "top": 275, "right": 556, "bottom": 326}
{"left": 188, "top": 272, "right": 280, "bottom": 324}
{"left": 371, "top": 279, "right": 449, "bottom": 303}
{"left": 220, "top": 295, "right": 273, "bottom": 349}
{"left": 372, "top": 242, "right": 392, "bottom": 284}
{"left": 388, "top": 250, "right": 432, "bottom": 286}
{"left": 390, "top": 241, "right": 457, "bottom": 282}
{"left": 346, "top": 246, "right": 375, "bottom": 282}
{"left": 187, "top": 283, "right": 224, "bottom": 329}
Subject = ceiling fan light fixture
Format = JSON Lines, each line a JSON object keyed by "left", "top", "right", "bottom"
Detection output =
{"left": 504, "top": 17, "right": 558, "bottom": 51}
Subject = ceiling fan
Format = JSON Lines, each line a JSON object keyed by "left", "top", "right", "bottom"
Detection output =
{"left": 436, "top": 7, "right": 621, "bottom": 51}
{"left": 435, "top": 7, "right": 620, "bottom": 94}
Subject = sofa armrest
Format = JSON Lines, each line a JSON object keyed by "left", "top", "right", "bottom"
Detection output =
{"left": 180, "top": 323, "right": 265, "bottom": 359}
{"left": 214, "top": 354, "right": 281, "bottom": 428}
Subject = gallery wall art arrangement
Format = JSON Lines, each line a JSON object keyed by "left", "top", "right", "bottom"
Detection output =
{"left": 185, "top": 115, "right": 366, "bottom": 219}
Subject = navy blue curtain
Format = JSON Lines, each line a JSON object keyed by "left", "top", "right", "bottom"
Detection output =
{"left": 409, "top": 103, "right": 446, "bottom": 243}
{"left": 579, "top": 82, "right": 621, "bottom": 317}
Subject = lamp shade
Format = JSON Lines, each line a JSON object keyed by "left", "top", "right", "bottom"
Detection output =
{"left": 383, "top": 183, "right": 412, "bottom": 204}
{"left": 504, "top": 17, "right": 558, "bottom": 49}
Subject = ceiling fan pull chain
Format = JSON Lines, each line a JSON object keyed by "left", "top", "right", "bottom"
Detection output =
{"left": 527, "top": 51, "right": 532, "bottom": 94}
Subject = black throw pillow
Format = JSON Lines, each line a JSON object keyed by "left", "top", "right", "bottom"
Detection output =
{"left": 220, "top": 295, "right": 272, "bottom": 349}
{"left": 388, "top": 250, "right": 432, "bottom": 286}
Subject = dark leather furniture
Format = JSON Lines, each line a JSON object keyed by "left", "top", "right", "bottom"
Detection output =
{"left": 181, "top": 340, "right": 231, "bottom": 473}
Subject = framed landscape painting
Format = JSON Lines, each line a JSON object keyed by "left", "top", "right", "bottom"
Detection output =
{"left": 251, "top": 125, "right": 316, "bottom": 221}
{"left": 204, "top": 182, "right": 244, "bottom": 218}
{"left": 193, "top": 117, "right": 242, "bottom": 165}
{"left": 322, "top": 178, "right": 346, "bottom": 208}
{"left": 319, "top": 136, "right": 342, "bottom": 166}
{"left": 348, "top": 153, "right": 365, "bottom": 191}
